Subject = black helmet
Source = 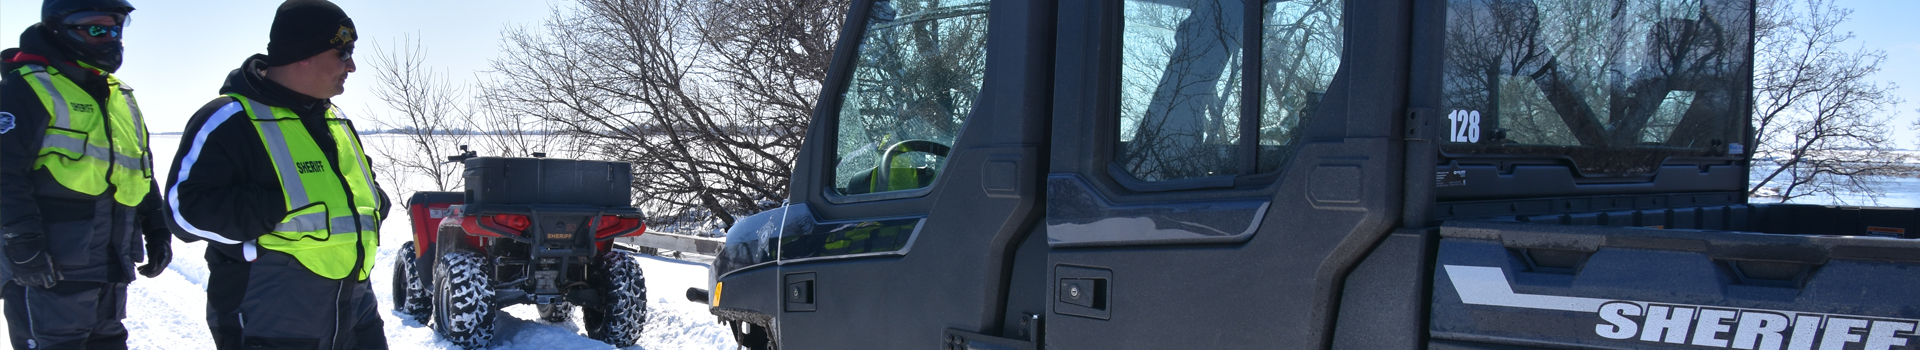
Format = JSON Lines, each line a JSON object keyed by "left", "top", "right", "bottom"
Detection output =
{"left": 40, "top": 0, "right": 134, "bottom": 72}
{"left": 41, "top": 0, "right": 134, "bottom": 26}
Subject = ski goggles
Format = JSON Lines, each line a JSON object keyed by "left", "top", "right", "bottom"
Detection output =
{"left": 61, "top": 11, "right": 130, "bottom": 39}
{"left": 66, "top": 24, "right": 122, "bottom": 39}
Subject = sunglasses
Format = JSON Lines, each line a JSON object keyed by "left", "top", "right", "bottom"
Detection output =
{"left": 67, "top": 24, "right": 122, "bottom": 39}
{"left": 337, "top": 46, "right": 354, "bottom": 62}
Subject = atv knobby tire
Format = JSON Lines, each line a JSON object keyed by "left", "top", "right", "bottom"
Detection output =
{"left": 585, "top": 251, "right": 648, "bottom": 347}
{"left": 392, "top": 242, "right": 432, "bottom": 323}
{"left": 433, "top": 250, "right": 495, "bottom": 349}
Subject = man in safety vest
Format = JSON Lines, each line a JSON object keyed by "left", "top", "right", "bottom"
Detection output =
{"left": 164, "top": 1, "right": 389, "bottom": 349}
{"left": 0, "top": 0, "right": 174, "bottom": 348}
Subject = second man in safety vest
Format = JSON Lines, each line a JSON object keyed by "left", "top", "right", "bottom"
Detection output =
{"left": 164, "top": 0, "right": 388, "bottom": 349}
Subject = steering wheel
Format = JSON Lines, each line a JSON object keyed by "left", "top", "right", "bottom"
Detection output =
{"left": 874, "top": 139, "right": 952, "bottom": 191}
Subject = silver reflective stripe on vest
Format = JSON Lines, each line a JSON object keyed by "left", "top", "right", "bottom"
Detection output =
{"left": 40, "top": 132, "right": 86, "bottom": 157}
{"left": 119, "top": 84, "right": 144, "bottom": 132}
{"left": 336, "top": 215, "right": 377, "bottom": 234}
{"left": 275, "top": 211, "right": 330, "bottom": 233}
{"left": 23, "top": 66, "right": 69, "bottom": 128}
{"left": 39, "top": 131, "right": 144, "bottom": 171}
{"left": 336, "top": 111, "right": 381, "bottom": 219}
{"left": 120, "top": 84, "right": 150, "bottom": 171}
{"left": 246, "top": 99, "right": 310, "bottom": 206}
{"left": 271, "top": 213, "right": 372, "bottom": 235}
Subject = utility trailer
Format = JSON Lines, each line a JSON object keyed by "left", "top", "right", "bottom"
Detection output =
{"left": 393, "top": 155, "right": 650, "bottom": 349}
{"left": 689, "top": 0, "right": 1920, "bottom": 349}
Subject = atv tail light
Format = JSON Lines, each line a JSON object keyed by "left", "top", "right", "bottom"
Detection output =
{"left": 459, "top": 216, "right": 502, "bottom": 238}
{"left": 462, "top": 214, "right": 533, "bottom": 238}
{"left": 493, "top": 214, "right": 533, "bottom": 231}
{"left": 594, "top": 215, "right": 645, "bottom": 238}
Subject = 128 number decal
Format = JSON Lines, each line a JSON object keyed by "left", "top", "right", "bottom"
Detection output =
{"left": 1448, "top": 110, "right": 1481, "bottom": 143}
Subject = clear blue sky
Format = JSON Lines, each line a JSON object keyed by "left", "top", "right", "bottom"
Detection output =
{"left": 2, "top": 0, "right": 1916, "bottom": 145}
{"left": 1835, "top": 0, "right": 1920, "bottom": 149}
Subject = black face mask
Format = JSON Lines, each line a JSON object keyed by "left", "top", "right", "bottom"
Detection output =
{"left": 57, "top": 35, "right": 123, "bottom": 73}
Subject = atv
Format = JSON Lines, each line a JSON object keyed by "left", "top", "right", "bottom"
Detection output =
{"left": 393, "top": 152, "right": 650, "bottom": 349}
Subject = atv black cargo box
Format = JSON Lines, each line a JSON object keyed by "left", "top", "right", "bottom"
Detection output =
{"left": 462, "top": 157, "right": 632, "bottom": 206}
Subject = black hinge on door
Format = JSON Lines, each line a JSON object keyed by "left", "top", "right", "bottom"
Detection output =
{"left": 1018, "top": 313, "right": 1042, "bottom": 342}
{"left": 1405, "top": 108, "right": 1441, "bottom": 143}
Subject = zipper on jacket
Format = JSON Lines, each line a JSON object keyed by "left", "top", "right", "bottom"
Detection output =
{"left": 96, "top": 79, "right": 125, "bottom": 280}
{"left": 97, "top": 79, "right": 115, "bottom": 201}
{"left": 331, "top": 277, "right": 346, "bottom": 349}
{"left": 314, "top": 114, "right": 367, "bottom": 349}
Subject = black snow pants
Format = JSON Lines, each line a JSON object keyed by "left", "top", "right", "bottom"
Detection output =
{"left": 205, "top": 248, "right": 385, "bottom": 350}
{"left": 2, "top": 281, "right": 130, "bottom": 350}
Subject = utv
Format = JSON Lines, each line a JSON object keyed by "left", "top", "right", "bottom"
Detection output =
{"left": 692, "top": 0, "right": 1920, "bottom": 349}
{"left": 393, "top": 155, "right": 650, "bottom": 349}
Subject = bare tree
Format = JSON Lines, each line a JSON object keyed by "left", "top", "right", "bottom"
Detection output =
{"left": 481, "top": 0, "right": 848, "bottom": 227}
{"left": 367, "top": 35, "right": 470, "bottom": 193}
{"left": 1749, "top": 0, "right": 1906, "bottom": 203}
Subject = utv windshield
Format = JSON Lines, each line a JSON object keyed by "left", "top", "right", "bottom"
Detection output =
{"left": 1441, "top": 0, "right": 1752, "bottom": 176}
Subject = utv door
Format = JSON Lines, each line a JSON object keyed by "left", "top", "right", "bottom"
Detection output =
{"left": 770, "top": 0, "right": 1056, "bottom": 347}
{"left": 1042, "top": 0, "right": 1420, "bottom": 348}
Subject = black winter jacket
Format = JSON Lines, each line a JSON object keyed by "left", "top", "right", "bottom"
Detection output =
{"left": 165, "top": 54, "right": 388, "bottom": 271}
{"left": 0, "top": 24, "right": 170, "bottom": 283}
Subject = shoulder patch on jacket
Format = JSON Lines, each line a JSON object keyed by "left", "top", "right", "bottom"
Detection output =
{"left": 0, "top": 111, "right": 14, "bottom": 134}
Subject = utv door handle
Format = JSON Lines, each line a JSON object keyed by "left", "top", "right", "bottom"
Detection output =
{"left": 785, "top": 272, "right": 816, "bottom": 312}
{"left": 786, "top": 281, "right": 813, "bottom": 304}
{"left": 1055, "top": 265, "right": 1112, "bottom": 319}
{"left": 1059, "top": 278, "right": 1099, "bottom": 308}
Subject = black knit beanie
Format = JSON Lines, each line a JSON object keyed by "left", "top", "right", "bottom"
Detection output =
{"left": 265, "top": 0, "right": 355, "bottom": 67}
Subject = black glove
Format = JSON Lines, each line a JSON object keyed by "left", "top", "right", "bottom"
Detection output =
{"left": 3, "top": 232, "right": 61, "bottom": 288}
{"left": 138, "top": 231, "right": 171, "bottom": 278}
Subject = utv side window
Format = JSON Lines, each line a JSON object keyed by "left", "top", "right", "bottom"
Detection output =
{"left": 1258, "top": 0, "right": 1343, "bottom": 173}
{"left": 832, "top": 0, "right": 992, "bottom": 196}
{"left": 1441, "top": 0, "right": 1751, "bottom": 175}
{"left": 1116, "top": 0, "right": 1343, "bottom": 184}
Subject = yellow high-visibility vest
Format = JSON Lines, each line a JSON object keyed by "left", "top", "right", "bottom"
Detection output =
{"left": 232, "top": 93, "right": 380, "bottom": 280}
{"left": 13, "top": 64, "right": 151, "bottom": 206}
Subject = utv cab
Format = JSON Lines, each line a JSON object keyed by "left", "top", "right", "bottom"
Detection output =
{"left": 693, "top": 0, "right": 1920, "bottom": 349}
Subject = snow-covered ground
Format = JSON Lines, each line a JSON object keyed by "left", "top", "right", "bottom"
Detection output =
{"left": 2, "top": 135, "right": 737, "bottom": 350}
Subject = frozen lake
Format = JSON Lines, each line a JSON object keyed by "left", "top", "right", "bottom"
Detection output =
{"left": 1749, "top": 158, "right": 1920, "bottom": 208}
